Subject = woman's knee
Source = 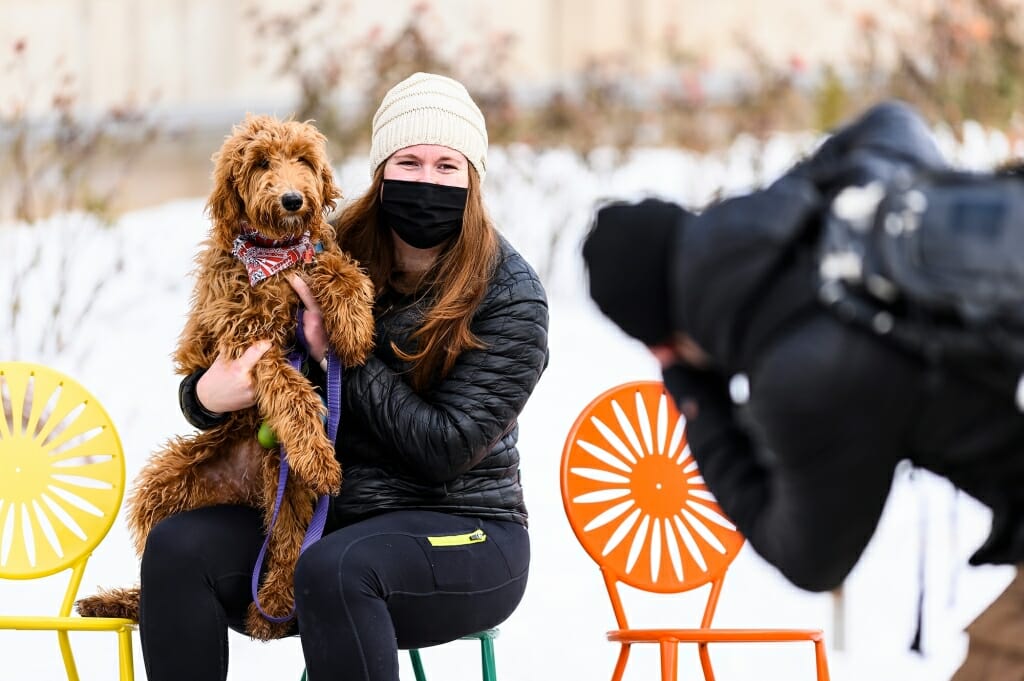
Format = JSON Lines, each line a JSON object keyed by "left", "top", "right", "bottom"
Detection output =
{"left": 142, "top": 513, "right": 211, "bottom": 571}
{"left": 294, "top": 540, "right": 340, "bottom": 605}
{"left": 142, "top": 506, "right": 261, "bottom": 577}
{"left": 294, "top": 534, "right": 383, "bottom": 606}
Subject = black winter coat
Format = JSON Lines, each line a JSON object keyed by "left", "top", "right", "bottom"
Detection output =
{"left": 181, "top": 237, "right": 548, "bottom": 527}
{"left": 329, "top": 237, "right": 548, "bottom": 526}
{"left": 663, "top": 102, "right": 1024, "bottom": 592}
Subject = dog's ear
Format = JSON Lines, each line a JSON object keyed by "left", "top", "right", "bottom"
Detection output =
{"left": 207, "top": 130, "right": 246, "bottom": 229}
{"left": 319, "top": 155, "right": 342, "bottom": 216}
{"left": 309, "top": 125, "right": 342, "bottom": 215}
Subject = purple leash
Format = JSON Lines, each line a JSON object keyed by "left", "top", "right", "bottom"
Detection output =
{"left": 251, "top": 307, "right": 341, "bottom": 623}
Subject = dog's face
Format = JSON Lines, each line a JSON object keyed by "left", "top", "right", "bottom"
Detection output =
{"left": 208, "top": 116, "right": 341, "bottom": 245}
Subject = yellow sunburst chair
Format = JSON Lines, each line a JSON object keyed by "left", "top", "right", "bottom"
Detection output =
{"left": 0, "top": 362, "right": 134, "bottom": 680}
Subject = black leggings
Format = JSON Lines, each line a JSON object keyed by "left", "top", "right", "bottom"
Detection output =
{"left": 138, "top": 505, "right": 529, "bottom": 681}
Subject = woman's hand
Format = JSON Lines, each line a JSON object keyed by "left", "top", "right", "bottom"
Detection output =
{"left": 287, "top": 273, "right": 329, "bottom": 364}
{"left": 195, "top": 341, "right": 271, "bottom": 414}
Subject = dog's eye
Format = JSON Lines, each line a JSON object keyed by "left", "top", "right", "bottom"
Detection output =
{"left": 255, "top": 157, "right": 270, "bottom": 170}
{"left": 298, "top": 156, "right": 313, "bottom": 168}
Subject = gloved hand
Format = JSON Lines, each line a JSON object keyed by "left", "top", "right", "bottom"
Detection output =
{"left": 662, "top": 362, "right": 733, "bottom": 425}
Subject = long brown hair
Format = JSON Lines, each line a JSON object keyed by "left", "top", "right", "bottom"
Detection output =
{"left": 336, "top": 165, "right": 499, "bottom": 392}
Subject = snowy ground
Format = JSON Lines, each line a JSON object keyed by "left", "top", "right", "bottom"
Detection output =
{"left": 2, "top": 125, "right": 1022, "bottom": 680}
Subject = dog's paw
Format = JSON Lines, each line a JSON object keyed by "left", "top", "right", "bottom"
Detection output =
{"left": 288, "top": 437, "right": 342, "bottom": 496}
{"left": 75, "top": 586, "right": 141, "bottom": 620}
{"left": 245, "top": 603, "right": 295, "bottom": 641}
{"left": 315, "top": 256, "right": 376, "bottom": 367}
{"left": 335, "top": 308, "right": 375, "bottom": 367}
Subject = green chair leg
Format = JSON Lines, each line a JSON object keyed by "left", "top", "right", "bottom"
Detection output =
{"left": 305, "top": 629, "right": 497, "bottom": 681}
{"left": 409, "top": 648, "right": 427, "bottom": 681}
{"left": 480, "top": 635, "right": 497, "bottom": 681}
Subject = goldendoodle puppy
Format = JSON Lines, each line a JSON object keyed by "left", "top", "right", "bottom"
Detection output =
{"left": 76, "top": 116, "right": 374, "bottom": 641}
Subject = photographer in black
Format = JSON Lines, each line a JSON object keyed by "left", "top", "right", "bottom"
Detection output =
{"left": 582, "top": 101, "right": 1024, "bottom": 680}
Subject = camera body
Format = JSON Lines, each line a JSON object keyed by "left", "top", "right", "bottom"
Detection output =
{"left": 816, "top": 165, "right": 1024, "bottom": 406}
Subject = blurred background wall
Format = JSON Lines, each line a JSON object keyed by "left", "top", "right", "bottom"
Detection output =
{"left": 1, "top": 0, "right": 1020, "bottom": 217}
{"left": 2, "top": 0, "right": 933, "bottom": 113}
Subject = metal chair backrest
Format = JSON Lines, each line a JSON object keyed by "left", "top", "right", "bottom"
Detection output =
{"left": 561, "top": 381, "right": 744, "bottom": 627}
{"left": 0, "top": 362, "right": 125, "bottom": 587}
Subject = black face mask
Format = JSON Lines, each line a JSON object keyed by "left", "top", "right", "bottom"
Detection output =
{"left": 380, "top": 179, "right": 468, "bottom": 249}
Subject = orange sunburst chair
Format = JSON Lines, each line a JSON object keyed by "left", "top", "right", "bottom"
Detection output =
{"left": 561, "top": 381, "right": 829, "bottom": 681}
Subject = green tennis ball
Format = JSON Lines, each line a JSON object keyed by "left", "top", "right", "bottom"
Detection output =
{"left": 257, "top": 421, "right": 278, "bottom": 449}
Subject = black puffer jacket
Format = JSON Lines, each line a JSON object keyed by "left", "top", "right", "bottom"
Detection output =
{"left": 329, "top": 237, "right": 548, "bottom": 526}
{"left": 181, "top": 236, "right": 548, "bottom": 527}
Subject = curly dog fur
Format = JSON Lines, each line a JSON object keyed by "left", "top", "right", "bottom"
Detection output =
{"left": 75, "top": 116, "right": 374, "bottom": 640}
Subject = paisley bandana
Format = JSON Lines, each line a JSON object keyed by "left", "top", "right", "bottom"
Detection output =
{"left": 232, "top": 223, "right": 315, "bottom": 286}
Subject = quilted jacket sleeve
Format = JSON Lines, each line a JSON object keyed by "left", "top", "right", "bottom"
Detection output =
{"left": 179, "top": 368, "right": 231, "bottom": 430}
{"left": 343, "top": 253, "right": 549, "bottom": 484}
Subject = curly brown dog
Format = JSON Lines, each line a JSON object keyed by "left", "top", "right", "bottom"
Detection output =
{"left": 75, "top": 115, "right": 374, "bottom": 641}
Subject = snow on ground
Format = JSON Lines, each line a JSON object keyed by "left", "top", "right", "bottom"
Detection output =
{"left": 1, "top": 125, "right": 1022, "bottom": 680}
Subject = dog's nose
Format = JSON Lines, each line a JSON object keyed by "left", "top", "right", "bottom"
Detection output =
{"left": 281, "top": 192, "right": 304, "bottom": 212}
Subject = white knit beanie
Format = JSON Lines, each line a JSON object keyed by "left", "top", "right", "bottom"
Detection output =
{"left": 370, "top": 72, "right": 488, "bottom": 183}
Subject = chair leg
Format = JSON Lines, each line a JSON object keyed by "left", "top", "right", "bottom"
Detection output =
{"left": 117, "top": 627, "right": 134, "bottom": 681}
{"left": 480, "top": 636, "right": 497, "bottom": 681}
{"left": 611, "top": 644, "right": 630, "bottom": 681}
{"left": 697, "top": 642, "right": 716, "bottom": 681}
{"left": 659, "top": 640, "right": 678, "bottom": 681}
{"left": 57, "top": 630, "right": 81, "bottom": 681}
{"left": 814, "top": 639, "right": 831, "bottom": 681}
{"left": 409, "top": 649, "right": 427, "bottom": 681}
